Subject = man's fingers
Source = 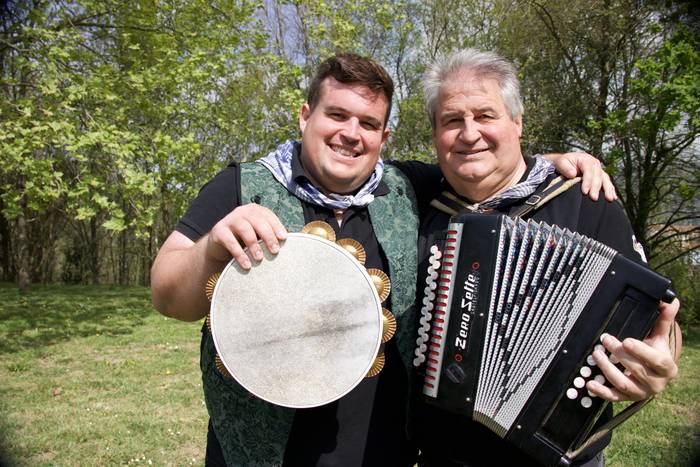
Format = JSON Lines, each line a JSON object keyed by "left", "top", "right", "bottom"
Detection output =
{"left": 577, "top": 155, "right": 605, "bottom": 201}
{"left": 581, "top": 161, "right": 601, "bottom": 201}
{"left": 558, "top": 159, "right": 579, "bottom": 179}
{"left": 253, "top": 218, "right": 282, "bottom": 256}
{"left": 229, "top": 217, "right": 266, "bottom": 262}
{"left": 256, "top": 209, "right": 288, "bottom": 254}
{"left": 210, "top": 227, "right": 251, "bottom": 269}
{"left": 592, "top": 349, "right": 648, "bottom": 400}
{"left": 622, "top": 337, "right": 678, "bottom": 379}
{"left": 586, "top": 380, "right": 630, "bottom": 402}
{"left": 647, "top": 299, "right": 679, "bottom": 340}
{"left": 601, "top": 172, "right": 617, "bottom": 201}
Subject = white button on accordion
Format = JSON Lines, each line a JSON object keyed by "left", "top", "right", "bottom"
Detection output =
{"left": 414, "top": 213, "right": 674, "bottom": 466}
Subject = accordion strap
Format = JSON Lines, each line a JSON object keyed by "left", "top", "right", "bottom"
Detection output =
{"left": 509, "top": 175, "right": 582, "bottom": 218}
{"left": 566, "top": 397, "right": 654, "bottom": 461}
{"left": 429, "top": 175, "right": 581, "bottom": 217}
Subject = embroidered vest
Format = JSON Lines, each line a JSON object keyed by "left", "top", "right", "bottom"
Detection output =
{"left": 201, "top": 162, "right": 419, "bottom": 466}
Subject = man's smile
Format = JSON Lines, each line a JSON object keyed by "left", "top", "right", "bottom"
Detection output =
{"left": 453, "top": 147, "right": 490, "bottom": 157}
{"left": 329, "top": 143, "right": 361, "bottom": 158}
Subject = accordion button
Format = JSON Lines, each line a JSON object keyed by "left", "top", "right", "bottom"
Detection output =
{"left": 574, "top": 377, "right": 585, "bottom": 388}
{"left": 581, "top": 397, "right": 593, "bottom": 408}
{"left": 594, "top": 375, "right": 606, "bottom": 385}
{"left": 580, "top": 366, "right": 592, "bottom": 378}
{"left": 586, "top": 354, "right": 596, "bottom": 366}
{"left": 610, "top": 354, "right": 620, "bottom": 364}
{"left": 566, "top": 388, "right": 578, "bottom": 400}
{"left": 594, "top": 344, "right": 604, "bottom": 354}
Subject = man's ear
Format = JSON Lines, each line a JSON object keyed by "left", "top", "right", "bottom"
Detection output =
{"left": 515, "top": 114, "right": 523, "bottom": 137}
{"left": 299, "top": 103, "right": 311, "bottom": 133}
{"left": 381, "top": 127, "right": 391, "bottom": 145}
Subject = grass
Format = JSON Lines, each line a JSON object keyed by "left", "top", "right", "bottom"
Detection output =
{"left": 605, "top": 325, "right": 700, "bottom": 466}
{"left": 0, "top": 283, "right": 698, "bottom": 466}
{"left": 0, "top": 284, "right": 207, "bottom": 466}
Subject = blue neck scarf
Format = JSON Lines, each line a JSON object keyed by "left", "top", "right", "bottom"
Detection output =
{"left": 257, "top": 140, "right": 384, "bottom": 210}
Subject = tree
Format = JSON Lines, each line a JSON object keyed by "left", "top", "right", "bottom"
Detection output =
{"left": 491, "top": 0, "right": 699, "bottom": 265}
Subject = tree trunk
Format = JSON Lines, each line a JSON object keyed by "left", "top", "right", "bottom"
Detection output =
{"left": 0, "top": 200, "right": 12, "bottom": 282}
{"left": 14, "top": 214, "right": 30, "bottom": 292}
{"left": 89, "top": 217, "right": 100, "bottom": 284}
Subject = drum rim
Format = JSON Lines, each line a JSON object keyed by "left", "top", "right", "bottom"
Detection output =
{"left": 210, "top": 232, "right": 383, "bottom": 408}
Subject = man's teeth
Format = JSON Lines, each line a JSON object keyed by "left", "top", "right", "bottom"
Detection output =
{"left": 459, "top": 149, "right": 486, "bottom": 155}
{"left": 332, "top": 146, "right": 357, "bottom": 157}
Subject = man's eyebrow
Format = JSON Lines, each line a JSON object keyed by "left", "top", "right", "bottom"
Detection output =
{"left": 438, "top": 109, "right": 463, "bottom": 119}
{"left": 474, "top": 105, "right": 498, "bottom": 114}
{"left": 324, "top": 105, "right": 347, "bottom": 115}
{"left": 325, "top": 105, "right": 383, "bottom": 127}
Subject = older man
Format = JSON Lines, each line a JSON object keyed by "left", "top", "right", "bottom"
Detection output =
{"left": 408, "top": 48, "right": 681, "bottom": 467}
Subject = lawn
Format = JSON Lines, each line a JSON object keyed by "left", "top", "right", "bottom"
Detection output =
{"left": 0, "top": 284, "right": 697, "bottom": 466}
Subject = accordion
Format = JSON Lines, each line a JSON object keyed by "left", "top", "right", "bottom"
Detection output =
{"left": 413, "top": 213, "right": 674, "bottom": 466}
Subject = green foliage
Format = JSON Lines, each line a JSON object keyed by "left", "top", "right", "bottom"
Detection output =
{"left": 0, "top": 0, "right": 697, "bottom": 286}
{"left": 659, "top": 254, "right": 700, "bottom": 325}
{"left": 0, "top": 0, "right": 305, "bottom": 284}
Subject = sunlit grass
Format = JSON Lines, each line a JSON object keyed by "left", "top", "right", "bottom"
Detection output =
{"left": 0, "top": 283, "right": 697, "bottom": 466}
{"left": 0, "top": 284, "right": 207, "bottom": 466}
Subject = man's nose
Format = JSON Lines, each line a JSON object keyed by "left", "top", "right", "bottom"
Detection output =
{"left": 340, "top": 117, "right": 361, "bottom": 141}
{"left": 458, "top": 119, "right": 480, "bottom": 144}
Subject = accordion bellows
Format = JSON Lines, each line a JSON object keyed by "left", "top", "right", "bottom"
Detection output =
{"left": 414, "top": 213, "right": 672, "bottom": 466}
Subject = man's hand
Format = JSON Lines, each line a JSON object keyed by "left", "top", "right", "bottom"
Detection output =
{"left": 586, "top": 298, "right": 681, "bottom": 401}
{"left": 150, "top": 203, "right": 288, "bottom": 321}
{"left": 206, "top": 203, "right": 288, "bottom": 269}
{"left": 546, "top": 152, "right": 616, "bottom": 202}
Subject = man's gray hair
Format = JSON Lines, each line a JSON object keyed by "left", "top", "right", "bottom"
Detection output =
{"left": 423, "top": 48, "right": 524, "bottom": 129}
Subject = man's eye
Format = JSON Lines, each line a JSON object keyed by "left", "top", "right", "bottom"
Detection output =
{"left": 361, "top": 121, "right": 380, "bottom": 130}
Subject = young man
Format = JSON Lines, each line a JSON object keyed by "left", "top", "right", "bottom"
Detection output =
{"left": 150, "top": 53, "right": 615, "bottom": 466}
{"left": 409, "top": 48, "right": 680, "bottom": 467}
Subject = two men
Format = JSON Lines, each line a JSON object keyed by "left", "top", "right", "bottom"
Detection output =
{"left": 150, "top": 52, "right": 676, "bottom": 466}
{"left": 409, "top": 48, "right": 680, "bottom": 467}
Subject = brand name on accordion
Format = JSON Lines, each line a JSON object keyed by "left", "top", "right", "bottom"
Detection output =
{"left": 455, "top": 269, "right": 480, "bottom": 350}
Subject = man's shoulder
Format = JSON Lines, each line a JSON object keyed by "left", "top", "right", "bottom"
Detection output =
{"left": 387, "top": 160, "right": 443, "bottom": 209}
{"left": 388, "top": 160, "right": 441, "bottom": 182}
{"left": 534, "top": 174, "right": 641, "bottom": 261}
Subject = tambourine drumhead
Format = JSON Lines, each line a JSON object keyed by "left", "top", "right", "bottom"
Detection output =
{"left": 210, "top": 233, "right": 382, "bottom": 408}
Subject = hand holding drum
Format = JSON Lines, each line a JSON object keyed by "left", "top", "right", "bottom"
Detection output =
{"left": 207, "top": 229, "right": 386, "bottom": 408}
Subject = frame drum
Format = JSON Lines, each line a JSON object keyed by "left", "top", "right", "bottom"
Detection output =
{"left": 210, "top": 233, "right": 383, "bottom": 408}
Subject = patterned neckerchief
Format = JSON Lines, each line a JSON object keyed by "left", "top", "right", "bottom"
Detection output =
{"left": 257, "top": 140, "right": 384, "bottom": 209}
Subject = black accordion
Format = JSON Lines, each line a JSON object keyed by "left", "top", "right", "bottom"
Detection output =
{"left": 413, "top": 213, "right": 673, "bottom": 466}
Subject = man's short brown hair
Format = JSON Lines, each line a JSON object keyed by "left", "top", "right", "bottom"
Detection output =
{"left": 307, "top": 53, "right": 394, "bottom": 127}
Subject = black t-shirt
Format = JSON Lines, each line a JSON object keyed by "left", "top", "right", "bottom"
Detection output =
{"left": 175, "top": 155, "right": 441, "bottom": 467}
{"left": 406, "top": 158, "right": 644, "bottom": 466}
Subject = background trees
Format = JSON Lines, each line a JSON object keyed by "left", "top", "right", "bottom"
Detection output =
{"left": 1, "top": 0, "right": 698, "bottom": 320}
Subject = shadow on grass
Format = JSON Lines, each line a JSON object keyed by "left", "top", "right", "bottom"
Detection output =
{"left": 0, "top": 283, "right": 153, "bottom": 354}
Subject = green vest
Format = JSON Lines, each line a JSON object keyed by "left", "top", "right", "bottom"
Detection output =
{"left": 201, "top": 162, "right": 419, "bottom": 466}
